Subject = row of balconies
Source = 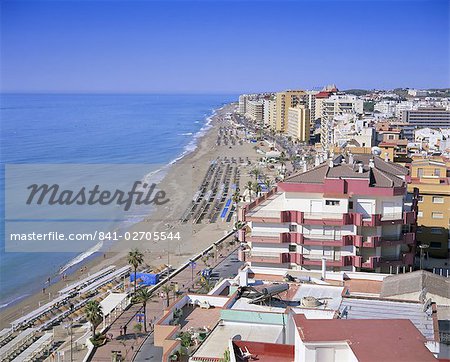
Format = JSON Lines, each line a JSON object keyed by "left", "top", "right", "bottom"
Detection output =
{"left": 244, "top": 232, "right": 416, "bottom": 248}
{"left": 244, "top": 210, "right": 416, "bottom": 226}
{"left": 248, "top": 252, "right": 415, "bottom": 269}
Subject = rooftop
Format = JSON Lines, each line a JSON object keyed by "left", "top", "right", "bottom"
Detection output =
{"left": 294, "top": 315, "right": 436, "bottom": 362}
{"left": 381, "top": 270, "right": 450, "bottom": 300}
{"left": 284, "top": 155, "right": 406, "bottom": 188}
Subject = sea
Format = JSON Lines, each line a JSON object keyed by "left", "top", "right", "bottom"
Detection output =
{"left": 0, "top": 93, "right": 236, "bottom": 310}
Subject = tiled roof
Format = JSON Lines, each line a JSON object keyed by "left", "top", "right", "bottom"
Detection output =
{"left": 381, "top": 270, "right": 450, "bottom": 299}
{"left": 284, "top": 155, "right": 406, "bottom": 188}
{"left": 294, "top": 315, "right": 436, "bottom": 362}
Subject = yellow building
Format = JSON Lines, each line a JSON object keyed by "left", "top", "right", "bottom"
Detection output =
{"left": 287, "top": 105, "right": 310, "bottom": 143}
{"left": 408, "top": 156, "right": 450, "bottom": 258}
{"left": 275, "top": 90, "right": 306, "bottom": 133}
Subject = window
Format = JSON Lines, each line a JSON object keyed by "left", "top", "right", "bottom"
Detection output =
{"left": 432, "top": 212, "right": 444, "bottom": 219}
{"left": 418, "top": 195, "right": 424, "bottom": 203}
{"left": 289, "top": 224, "right": 297, "bottom": 232}
{"left": 432, "top": 196, "right": 444, "bottom": 204}
{"left": 430, "top": 242, "right": 441, "bottom": 248}
{"left": 434, "top": 169, "right": 441, "bottom": 177}
{"left": 417, "top": 211, "right": 423, "bottom": 218}
{"left": 417, "top": 168, "right": 423, "bottom": 178}
{"left": 431, "top": 228, "right": 443, "bottom": 234}
{"left": 349, "top": 201, "right": 354, "bottom": 209}
{"left": 417, "top": 227, "right": 423, "bottom": 234}
{"left": 325, "top": 200, "right": 340, "bottom": 206}
{"left": 288, "top": 244, "right": 297, "bottom": 252}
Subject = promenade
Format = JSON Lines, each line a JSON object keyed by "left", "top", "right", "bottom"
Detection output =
{"left": 91, "top": 244, "right": 242, "bottom": 361}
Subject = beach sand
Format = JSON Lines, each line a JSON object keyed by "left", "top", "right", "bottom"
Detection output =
{"left": 0, "top": 102, "right": 264, "bottom": 328}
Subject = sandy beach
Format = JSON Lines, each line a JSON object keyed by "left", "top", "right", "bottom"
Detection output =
{"left": 0, "top": 102, "right": 264, "bottom": 328}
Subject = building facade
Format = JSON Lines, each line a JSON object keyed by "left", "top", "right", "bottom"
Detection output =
{"left": 287, "top": 105, "right": 310, "bottom": 143}
{"left": 238, "top": 155, "right": 417, "bottom": 273}
{"left": 275, "top": 90, "right": 306, "bottom": 133}
{"left": 401, "top": 107, "right": 450, "bottom": 140}
{"left": 407, "top": 157, "right": 450, "bottom": 258}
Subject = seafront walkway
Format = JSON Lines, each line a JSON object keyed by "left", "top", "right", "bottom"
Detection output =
{"left": 91, "top": 241, "right": 241, "bottom": 361}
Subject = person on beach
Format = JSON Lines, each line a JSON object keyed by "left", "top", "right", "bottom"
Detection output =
{"left": 123, "top": 325, "right": 127, "bottom": 335}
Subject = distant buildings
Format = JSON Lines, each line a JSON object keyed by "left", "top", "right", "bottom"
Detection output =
{"left": 238, "top": 154, "right": 417, "bottom": 273}
{"left": 402, "top": 107, "right": 450, "bottom": 140}
{"left": 319, "top": 95, "right": 364, "bottom": 150}
{"left": 407, "top": 156, "right": 450, "bottom": 258}
{"left": 275, "top": 90, "right": 306, "bottom": 133}
{"left": 286, "top": 105, "right": 310, "bottom": 143}
{"left": 245, "top": 99, "right": 264, "bottom": 124}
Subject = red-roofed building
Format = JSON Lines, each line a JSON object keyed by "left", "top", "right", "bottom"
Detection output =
{"left": 293, "top": 315, "right": 437, "bottom": 362}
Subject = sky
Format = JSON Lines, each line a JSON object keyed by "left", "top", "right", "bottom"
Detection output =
{"left": 1, "top": 0, "right": 449, "bottom": 93}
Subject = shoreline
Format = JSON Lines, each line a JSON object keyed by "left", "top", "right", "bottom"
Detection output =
{"left": 0, "top": 100, "right": 258, "bottom": 328}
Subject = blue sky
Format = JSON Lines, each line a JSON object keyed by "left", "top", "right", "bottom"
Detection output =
{"left": 1, "top": 0, "right": 449, "bottom": 93}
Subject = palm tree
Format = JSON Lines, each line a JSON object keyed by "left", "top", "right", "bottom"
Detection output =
{"left": 250, "top": 168, "right": 262, "bottom": 181}
{"left": 245, "top": 181, "right": 254, "bottom": 202}
{"left": 132, "top": 288, "right": 153, "bottom": 332}
{"left": 161, "top": 284, "right": 173, "bottom": 308}
{"left": 263, "top": 178, "right": 274, "bottom": 192}
{"left": 253, "top": 181, "right": 262, "bottom": 198}
{"left": 199, "top": 277, "right": 214, "bottom": 294}
{"left": 84, "top": 300, "right": 103, "bottom": 337}
{"left": 128, "top": 248, "right": 144, "bottom": 294}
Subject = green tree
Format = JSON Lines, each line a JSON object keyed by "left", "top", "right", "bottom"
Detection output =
{"left": 250, "top": 168, "right": 262, "bottom": 181}
{"left": 132, "top": 288, "right": 153, "bottom": 332}
{"left": 161, "top": 284, "right": 173, "bottom": 307}
{"left": 253, "top": 181, "right": 262, "bottom": 197}
{"left": 84, "top": 300, "right": 103, "bottom": 337}
{"left": 263, "top": 178, "right": 274, "bottom": 192}
{"left": 128, "top": 248, "right": 144, "bottom": 293}
{"left": 245, "top": 181, "right": 254, "bottom": 202}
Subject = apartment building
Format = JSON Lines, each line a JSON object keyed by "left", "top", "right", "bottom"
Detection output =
{"left": 275, "top": 90, "right": 306, "bottom": 132}
{"left": 263, "top": 97, "right": 277, "bottom": 129}
{"left": 374, "top": 100, "right": 397, "bottom": 117}
{"left": 287, "top": 105, "right": 310, "bottom": 143}
{"left": 238, "top": 154, "right": 417, "bottom": 273}
{"left": 245, "top": 99, "right": 264, "bottom": 124}
{"left": 401, "top": 107, "right": 450, "bottom": 140}
{"left": 407, "top": 157, "right": 450, "bottom": 258}
{"left": 320, "top": 95, "right": 364, "bottom": 151}
{"left": 332, "top": 115, "right": 374, "bottom": 149}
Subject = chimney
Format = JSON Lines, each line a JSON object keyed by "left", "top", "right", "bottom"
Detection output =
{"left": 369, "top": 158, "right": 375, "bottom": 168}
{"left": 384, "top": 152, "right": 389, "bottom": 162}
{"left": 329, "top": 158, "right": 334, "bottom": 168}
{"left": 315, "top": 155, "right": 320, "bottom": 167}
{"left": 321, "top": 258, "right": 327, "bottom": 280}
{"left": 303, "top": 162, "right": 307, "bottom": 172}
{"left": 358, "top": 163, "right": 364, "bottom": 173}
{"left": 348, "top": 152, "right": 354, "bottom": 165}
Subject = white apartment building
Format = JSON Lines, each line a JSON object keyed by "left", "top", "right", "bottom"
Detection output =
{"left": 287, "top": 105, "right": 310, "bottom": 143}
{"left": 320, "top": 95, "right": 364, "bottom": 151}
{"left": 263, "top": 98, "right": 277, "bottom": 129}
{"left": 374, "top": 100, "right": 397, "bottom": 117}
{"left": 238, "top": 154, "right": 417, "bottom": 274}
{"left": 333, "top": 115, "right": 374, "bottom": 148}
{"left": 245, "top": 99, "right": 264, "bottom": 124}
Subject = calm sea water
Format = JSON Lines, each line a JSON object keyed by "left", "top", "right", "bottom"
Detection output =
{"left": 0, "top": 93, "right": 236, "bottom": 309}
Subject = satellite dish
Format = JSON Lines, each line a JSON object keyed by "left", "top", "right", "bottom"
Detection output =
{"left": 371, "top": 146, "right": 382, "bottom": 155}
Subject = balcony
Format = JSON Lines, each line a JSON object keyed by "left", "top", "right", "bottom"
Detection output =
{"left": 353, "top": 236, "right": 382, "bottom": 248}
{"left": 245, "top": 209, "right": 281, "bottom": 223}
{"left": 381, "top": 232, "right": 415, "bottom": 246}
{"left": 379, "top": 252, "right": 415, "bottom": 267}
{"left": 249, "top": 254, "right": 284, "bottom": 264}
{"left": 301, "top": 212, "right": 352, "bottom": 226}
{"left": 403, "top": 211, "right": 416, "bottom": 225}
{"left": 300, "top": 255, "right": 353, "bottom": 267}
{"left": 280, "top": 210, "right": 304, "bottom": 224}
{"left": 353, "top": 256, "right": 381, "bottom": 269}
{"left": 300, "top": 234, "right": 354, "bottom": 247}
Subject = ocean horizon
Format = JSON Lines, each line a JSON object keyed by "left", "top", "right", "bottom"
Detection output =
{"left": 0, "top": 93, "right": 237, "bottom": 309}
